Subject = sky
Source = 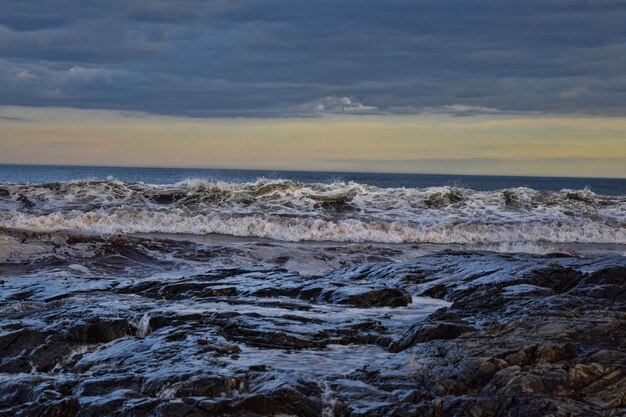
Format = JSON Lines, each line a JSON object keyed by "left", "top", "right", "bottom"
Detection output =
{"left": 0, "top": 0, "right": 625, "bottom": 177}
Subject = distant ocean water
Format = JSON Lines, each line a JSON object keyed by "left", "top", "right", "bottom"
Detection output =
{"left": 0, "top": 164, "right": 624, "bottom": 252}
{"left": 1, "top": 164, "right": 625, "bottom": 194}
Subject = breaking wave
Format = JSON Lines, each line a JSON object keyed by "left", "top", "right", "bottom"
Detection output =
{"left": 0, "top": 178, "right": 624, "bottom": 245}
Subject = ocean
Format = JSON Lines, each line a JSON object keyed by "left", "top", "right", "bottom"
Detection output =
{"left": 0, "top": 164, "right": 624, "bottom": 256}
{"left": 1, "top": 164, "right": 625, "bottom": 415}
{"left": 1, "top": 164, "right": 625, "bottom": 194}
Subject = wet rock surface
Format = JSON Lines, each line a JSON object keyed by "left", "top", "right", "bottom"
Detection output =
{"left": 1, "top": 246, "right": 625, "bottom": 416}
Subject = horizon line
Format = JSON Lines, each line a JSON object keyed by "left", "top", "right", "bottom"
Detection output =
{"left": 1, "top": 163, "right": 624, "bottom": 181}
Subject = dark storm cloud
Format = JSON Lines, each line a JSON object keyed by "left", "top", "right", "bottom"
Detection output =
{"left": 0, "top": 0, "right": 625, "bottom": 117}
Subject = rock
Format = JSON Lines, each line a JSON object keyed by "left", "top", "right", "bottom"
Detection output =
{"left": 232, "top": 378, "right": 322, "bottom": 417}
{"left": 389, "top": 321, "right": 472, "bottom": 352}
{"left": 68, "top": 317, "right": 134, "bottom": 344}
{"left": 1, "top": 250, "right": 626, "bottom": 416}
{"left": 570, "top": 266, "right": 626, "bottom": 302}
{"left": 16, "top": 194, "right": 36, "bottom": 210}
{"left": 331, "top": 287, "right": 412, "bottom": 307}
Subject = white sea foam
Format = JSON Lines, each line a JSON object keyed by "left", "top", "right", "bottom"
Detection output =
{"left": 0, "top": 207, "right": 624, "bottom": 245}
{"left": 0, "top": 179, "right": 624, "bottom": 245}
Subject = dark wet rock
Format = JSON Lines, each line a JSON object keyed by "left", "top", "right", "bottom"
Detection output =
{"left": 502, "top": 190, "right": 522, "bottom": 208}
{"left": 220, "top": 322, "right": 326, "bottom": 349}
{"left": 232, "top": 377, "right": 323, "bottom": 417}
{"left": 150, "top": 192, "right": 185, "bottom": 205}
{"left": 566, "top": 190, "right": 595, "bottom": 203}
{"left": 521, "top": 266, "right": 583, "bottom": 293}
{"left": 570, "top": 266, "right": 626, "bottom": 302}
{"left": 424, "top": 188, "right": 464, "bottom": 208}
{"left": 319, "top": 286, "right": 412, "bottom": 307}
{"left": 1, "top": 250, "right": 625, "bottom": 416}
{"left": 0, "top": 329, "right": 49, "bottom": 372}
{"left": 389, "top": 321, "right": 473, "bottom": 352}
{"left": 16, "top": 194, "right": 36, "bottom": 210}
{"left": 68, "top": 317, "right": 134, "bottom": 344}
{"left": 76, "top": 390, "right": 142, "bottom": 417}
{"left": 330, "top": 256, "right": 626, "bottom": 416}
{"left": 158, "top": 282, "right": 239, "bottom": 299}
{"left": 32, "top": 397, "right": 80, "bottom": 417}
{"left": 314, "top": 198, "right": 358, "bottom": 213}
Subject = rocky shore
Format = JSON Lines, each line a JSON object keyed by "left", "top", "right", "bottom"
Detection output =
{"left": 1, "top": 250, "right": 625, "bottom": 416}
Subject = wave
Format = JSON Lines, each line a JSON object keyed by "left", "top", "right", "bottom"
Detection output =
{"left": 1, "top": 208, "right": 624, "bottom": 245}
{"left": 0, "top": 179, "right": 624, "bottom": 245}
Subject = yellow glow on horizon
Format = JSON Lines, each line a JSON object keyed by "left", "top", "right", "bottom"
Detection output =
{"left": 0, "top": 106, "right": 625, "bottom": 178}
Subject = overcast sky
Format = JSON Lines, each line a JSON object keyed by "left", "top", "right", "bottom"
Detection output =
{"left": 1, "top": 1, "right": 625, "bottom": 176}
{"left": 2, "top": 0, "right": 625, "bottom": 117}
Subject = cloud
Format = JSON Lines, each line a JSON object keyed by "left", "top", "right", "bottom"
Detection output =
{"left": 0, "top": 59, "right": 132, "bottom": 103}
{"left": 0, "top": 1, "right": 625, "bottom": 117}
{"left": 441, "top": 105, "right": 502, "bottom": 116}
{"left": 427, "top": 105, "right": 540, "bottom": 117}
{"left": 291, "top": 96, "right": 379, "bottom": 116}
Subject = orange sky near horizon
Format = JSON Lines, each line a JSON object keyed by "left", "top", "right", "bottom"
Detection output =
{"left": 1, "top": 106, "right": 625, "bottom": 178}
